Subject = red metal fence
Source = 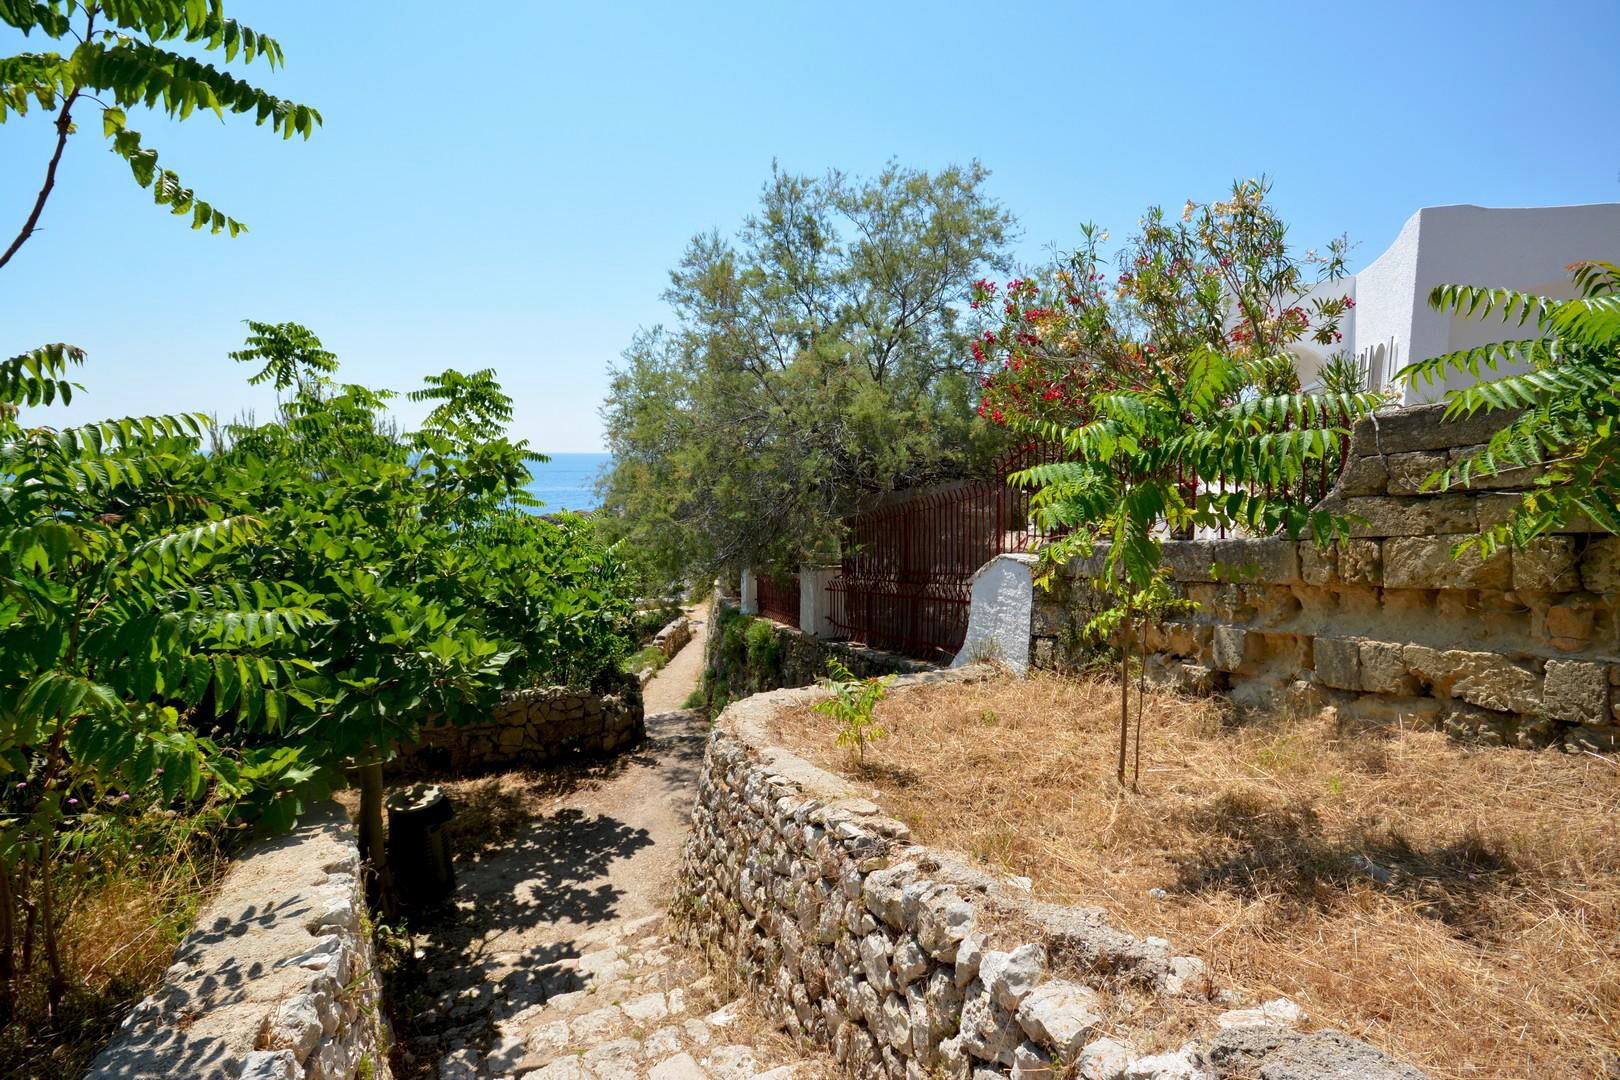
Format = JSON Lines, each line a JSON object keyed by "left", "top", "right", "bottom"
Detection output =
{"left": 826, "top": 443, "right": 1063, "bottom": 662}
{"left": 756, "top": 572, "right": 800, "bottom": 628}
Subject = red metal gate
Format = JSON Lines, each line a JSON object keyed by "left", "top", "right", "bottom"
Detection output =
{"left": 756, "top": 571, "right": 800, "bottom": 628}
{"left": 826, "top": 444, "right": 1062, "bottom": 662}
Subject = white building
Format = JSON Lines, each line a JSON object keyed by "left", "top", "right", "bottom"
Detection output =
{"left": 1290, "top": 203, "right": 1620, "bottom": 404}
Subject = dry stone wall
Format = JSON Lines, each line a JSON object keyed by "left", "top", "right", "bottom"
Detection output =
{"left": 1031, "top": 402, "right": 1620, "bottom": 753}
{"left": 674, "top": 674, "right": 1424, "bottom": 1079}
{"left": 703, "top": 600, "right": 933, "bottom": 707}
{"left": 87, "top": 803, "right": 388, "bottom": 1080}
{"left": 392, "top": 679, "right": 643, "bottom": 776}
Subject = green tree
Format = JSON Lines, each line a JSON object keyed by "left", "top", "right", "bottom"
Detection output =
{"left": 599, "top": 161, "right": 1017, "bottom": 590}
{"left": 0, "top": 0, "right": 319, "bottom": 269}
{"left": 212, "top": 323, "right": 631, "bottom": 910}
{"left": 0, "top": 344, "right": 324, "bottom": 1020}
{"left": 1399, "top": 261, "right": 1620, "bottom": 552}
{"left": 1013, "top": 348, "right": 1376, "bottom": 785}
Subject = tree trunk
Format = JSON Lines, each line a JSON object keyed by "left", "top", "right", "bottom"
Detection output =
{"left": 1117, "top": 602, "right": 1131, "bottom": 787}
{"left": 1133, "top": 611, "right": 1146, "bottom": 789}
{"left": 0, "top": 858, "right": 15, "bottom": 1029}
{"left": 37, "top": 845, "right": 64, "bottom": 1021}
{"left": 355, "top": 761, "right": 399, "bottom": 922}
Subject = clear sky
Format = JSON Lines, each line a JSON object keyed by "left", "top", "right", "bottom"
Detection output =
{"left": 4, "top": 1, "right": 1618, "bottom": 452}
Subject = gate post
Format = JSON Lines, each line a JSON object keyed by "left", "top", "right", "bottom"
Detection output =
{"left": 739, "top": 568, "right": 759, "bottom": 615}
{"left": 799, "top": 565, "right": 840, "bottom": 639}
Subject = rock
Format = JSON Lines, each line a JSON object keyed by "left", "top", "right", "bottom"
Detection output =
{"left": 523, "top": 1057, "right": 585, "bottom": 1079}
{"left": 1078, "top": 1037, "right": 1134, "bottom": 1080}
{"left": 265, "top": 994, "right": 324, "bottom": 1058}
{"left": 702, "top": 1043, "right": 760, "bottom": 1079}
{"left": 622, "top": 991, "right": 670, "bottom": 1024}
{"left": 916, "top": 891, "right": 976, "bottom": 961}
{"left": 581, "top": 1037, "right": 642, "bottom": 1077}
{"left": 1382, "top": 536, "right": 1509, "bottom": 590}
{"left": 954, "top": 932, "right": 987, "bottom": 988}
{"left": 1123, "top": 1044, "right": 1211, "bottom": 1079}
{"left": 958, "top": 978, "right": 1023, "bottom": 1067}
{"left": 1015, "top": 979, "right": 1102, "bottom": 1057}
{"left": 1383, "top": 450, "right": 1448, "bottom": 496}
{"left": 1251, "top": 1030, "right": 1429, "bottom": 1080}
{"left": 1512, "top": 537, "right": 1580, "bottom": 592}
{"left": 1313, "top": 637, "right": 1361, "bottom": 692}
{"left": 1543, "top": 660, "right": 1609, "bottom": 725}
{"left": 1217, "top": 997, "right": 1306, "bottom": 1029}
{"left": 1161, "top": 955, "right": 1207, "bottom": 996}
{"left": 1211, "top": 627, "right": 1249, "bottom": 673}
{"left": 239, "top": 1050, "right": 300, "bottom": 1080}
{"left": 893, "top": 936, "right": 930, "bottom": 986}
{"left": 1011, "top": 1039, "right": 1057, "bottom": 1078}
{"left": 980, "top": 944, "right": 1047, "bottom": 1008}
{"left": 1321, "top": 495, "right": 1476, "bottom": 538}
{"left": 1545, "top": 604, "right": 1596, "bottom": 652}
{"left": 646, "top": 1052, "right": 708, "bottom": 1080}
{"left": 877, "top": 991, "right": 912, "bottom": 1051}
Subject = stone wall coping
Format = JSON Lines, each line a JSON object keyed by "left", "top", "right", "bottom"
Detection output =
{"left": 685, "top": 674, "right": 1428, "bottom": 1078}
{"left": 87, "top": 802, "right": 387, "bottom": 1080}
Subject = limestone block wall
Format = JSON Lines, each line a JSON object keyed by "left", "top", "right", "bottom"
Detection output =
{"left": 1025, "top": 403, "right": 1620, "bottom": 753}
{"left": 393, "top": 680, "right": 643, "bottom": 776}
{"left": 674, "top": 675, "right": 1423, "bottom": 1079}
{"left": 87, "top": 803, "right": 389, "bottom": 1080}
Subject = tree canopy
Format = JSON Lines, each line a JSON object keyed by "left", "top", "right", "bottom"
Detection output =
{"left": 599, "top": 161, "right": 1017, "bottom": 589}
{"left": 0, "top": 0, "right": 318, "bottom": 269}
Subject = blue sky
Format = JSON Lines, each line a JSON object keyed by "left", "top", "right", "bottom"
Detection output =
{"left": 3, "top": 0, "right": 1618, "bottom": 452}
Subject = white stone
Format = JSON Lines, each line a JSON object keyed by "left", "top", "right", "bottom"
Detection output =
{"left": 1016, "top": 980, "right": 1103, "bottom": 1057}
{"left": 1078, "top": 1038, "right": 1134, "bottom": 1080}
{"left": 704, "top": 999, "right": 743, "bottom": 1027}
{"left": 954, "top": 932, "right": 986, "bottom": 989}
{"left": 1216, "top": 997, "right": 1305, "bottom": 1029}
{"left": 1123, "top": 1044, "right": 1212, "bottom": 1080}
{"left": 266, "top": 994, "right": 323, "bottom": 1058}
{"left": 622, "top": 991, "right": 670, "bottom": 1023}
{"left": 239, "top": 1050, "right": 300, "bottom": 1080}
{"left": 647, "top": 1053, "right": 707, "bottom": 1080}
{"left": 702, "top": 1043, "right": 759, "bottom": 1079}
{"left": 980, "top": 944, "right": 1046, "bottom": 1008}
{"left": 893, "top": 937, "right": 929, "bottom": 986}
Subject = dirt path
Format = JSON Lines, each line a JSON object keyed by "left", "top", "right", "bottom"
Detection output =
{"left": 641, "top": 605, "right": 709, "bottom": 714}
{"left": 393, "top": 606, "right": 826, "bottom": 1079}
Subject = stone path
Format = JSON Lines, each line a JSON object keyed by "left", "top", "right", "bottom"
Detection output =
{"left": 410, "top": 605, "right": 829, "bottom": 1079}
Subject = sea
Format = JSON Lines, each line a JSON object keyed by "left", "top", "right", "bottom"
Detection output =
{"left": 524, "top": 452, "right": 611, "bottom": 514}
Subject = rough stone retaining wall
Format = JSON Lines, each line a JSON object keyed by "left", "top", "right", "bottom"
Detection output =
{"left": 704, "top": 600, "right": 934, "bottom": 706}
{"left": 1028, "top": 402, "right": 1620, "bottom": 753}
{"left": 392, "top": 680, "right": 643, "bottom": 775}
{"left": 674, "top": 673, "right": 1424, "bottom": 1079}
{"left": 87, "top": 802, "right": 388, "bottom": 1080}
{"left": 653, "top": 614, "right": 693, "bottom": 659}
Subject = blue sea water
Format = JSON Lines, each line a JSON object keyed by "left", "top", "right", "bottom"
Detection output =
{"left": 525, "top": 452, "right": 611, "bottom": 513}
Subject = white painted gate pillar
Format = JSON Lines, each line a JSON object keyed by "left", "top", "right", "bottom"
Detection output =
{"left": 799, "top": 565, "right": 840, "bottom": 639}
{"left": 739, "top": 568, "right": 759, "bottom": 615}
{"left": 952, "top": 554, "right": 1036, "bottom": 674}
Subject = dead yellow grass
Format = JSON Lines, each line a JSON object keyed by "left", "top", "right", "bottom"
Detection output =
{"left": 775, "top": 673, "right": 1620, "bottom": 1079}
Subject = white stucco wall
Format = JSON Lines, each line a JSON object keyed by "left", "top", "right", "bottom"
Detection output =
{"left": 1300, "top": 203, "right": 1620, "bottom": 403}
{"left": 951, "top": 554, "right": 1035, "bottom": 674}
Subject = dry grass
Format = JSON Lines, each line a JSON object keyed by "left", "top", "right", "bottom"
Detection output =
{"left": 774, "top": 673, "right": 1620, "bottom": 1079}
{"left": 0, "top": 810, "right": 231, "bottom": 1079}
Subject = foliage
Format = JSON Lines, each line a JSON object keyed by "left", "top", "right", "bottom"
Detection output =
{"left": 1003, "top": 182, "right": 1381, "bottom": 784}
{"left": 814, "top": 659, "right": 895, "bottom": 765}
{"left": 0, "top": 343, "right": 325, "bottom": 1020}
{"left": 0, "top": 324, "right": 634, "bottom": 1024}
{"left": 599, "top": 161, "right": 1017, "bottom": 592}
{"left": 972, "top": 179, "right": 1355, "bottom": 429}
{"left": 1398, "top": 260, "right": 1620, "bottom": 554}
{"left": 0, "top": 0, "right": 319, "bottom": 269}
